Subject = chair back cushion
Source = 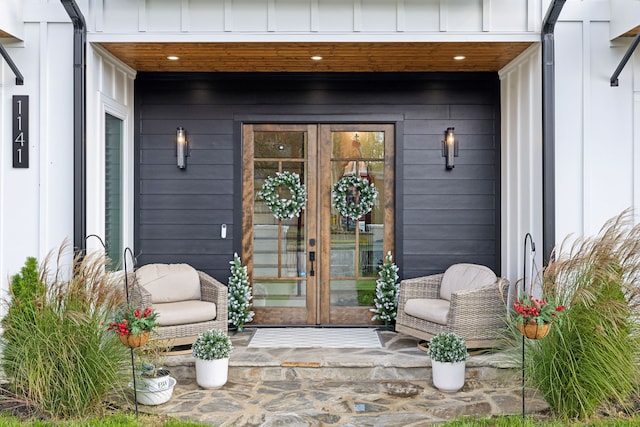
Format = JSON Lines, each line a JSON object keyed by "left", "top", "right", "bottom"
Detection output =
{"left": 135, "top": 263, "right": 201, "bottom": 303}
{"left": 440, "top": 263, "right": 497, "bottom": 301}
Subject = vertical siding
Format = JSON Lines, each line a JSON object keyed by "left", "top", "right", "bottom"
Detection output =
{"left": 135, "top": 73, "right": 501, "bottom": 282}
{"left": 499, "top": 44, "right": 542, "bottom": 286}
{"left": 85, "top": 45, "right": 136, "bottom": 263}
{"left": 554, "top": 12, "right": 637, "bottom": 241}
{"left": 90, "top": 0, "right": 539, "bottom": 35}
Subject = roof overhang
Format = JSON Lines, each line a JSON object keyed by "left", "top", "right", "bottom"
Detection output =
{"left": 98, "top": 41, "right": 535, "bottom": 73}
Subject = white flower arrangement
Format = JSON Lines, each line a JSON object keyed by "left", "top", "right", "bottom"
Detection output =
{"left": 332, "top": 176, "right": 378, "bottom": 220}
{"left": 257, "top": 171, "right": 307, "bottom": 220}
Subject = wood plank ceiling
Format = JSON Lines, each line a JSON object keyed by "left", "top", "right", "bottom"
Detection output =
{"left": 99, "top": 41, "right": 534, "bottom": 72}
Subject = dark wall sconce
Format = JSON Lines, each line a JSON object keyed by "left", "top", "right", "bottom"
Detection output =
{"left": 176, "top": 127, "right": 189, "bottom": 169}
{"left": 442, "top": 127, "right": 458, "bottom": 170}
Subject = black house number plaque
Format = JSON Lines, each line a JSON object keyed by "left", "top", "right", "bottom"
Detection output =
{"left": 13, "top": 95, "right": 29, "bottom": 168}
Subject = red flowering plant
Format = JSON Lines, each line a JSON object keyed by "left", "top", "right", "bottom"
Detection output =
{"left": 107, "top": 305, "right": 158, "bottom": 336}
{"left": 513, "top": 295, "right": 566, "bottom": 326}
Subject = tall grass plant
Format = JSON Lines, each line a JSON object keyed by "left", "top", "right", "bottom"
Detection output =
{"left": 1, "top": 242, "right": 130, "bottom": 418}
{"left": 524, "top": 211, "right": 640, "bottom": 419}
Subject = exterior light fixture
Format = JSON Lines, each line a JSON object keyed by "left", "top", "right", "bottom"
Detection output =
{"left": 442, "top": 127, "right": 458, "bottom": 170}
{"left": 167, "top": 55, "right": 179, "bottom": 61}
{"left": 310, "top": 55, "right": 323, "bottom": 61}
{"left": 176, "top": 127, "right": 189, "bottom": 169}
{"left": 453, "top": 55, "right": 466, "bottom": 61}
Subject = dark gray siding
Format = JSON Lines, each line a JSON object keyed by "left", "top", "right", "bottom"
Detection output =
{"left": 135, "top": 73, "right": 500, "bottom": 281}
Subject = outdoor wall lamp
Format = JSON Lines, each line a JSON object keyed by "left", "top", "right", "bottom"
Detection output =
{"left": 176, "top": 127, "right": 189, "bottom": 169}
{"left": 442, "top": 127, "right": 458, "bottom": 170}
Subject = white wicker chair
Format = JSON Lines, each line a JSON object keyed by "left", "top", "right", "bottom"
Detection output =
{"left": 396, "top": 263, "right": 510, "bottom": 348}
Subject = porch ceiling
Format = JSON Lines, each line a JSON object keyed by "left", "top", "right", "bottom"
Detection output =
{"left": 98, "top": 41, "right": 534, "bottom": 72}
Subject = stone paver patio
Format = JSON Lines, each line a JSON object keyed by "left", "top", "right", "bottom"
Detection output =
{"left": 131, "top": 329, "right": 548, "bottom": 426}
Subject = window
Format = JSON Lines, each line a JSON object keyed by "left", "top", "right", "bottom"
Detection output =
{"left": 105, "top": 113, "right": 123, "bottom": 269}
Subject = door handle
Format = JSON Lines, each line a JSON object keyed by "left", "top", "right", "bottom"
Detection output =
{"left": 309, "top": 251, "right": 315, "bottom": 276}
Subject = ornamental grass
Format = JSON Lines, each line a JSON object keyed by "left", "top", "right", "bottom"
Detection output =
{"left": 0, "top": 241, "right": 130, "bottom": 419}
{"left": 524, "top": 210, "right": 640, "bottom": 420}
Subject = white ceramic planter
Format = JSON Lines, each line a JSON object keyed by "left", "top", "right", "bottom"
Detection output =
{"left": 130, "top": 376, "right": 176, "bottom": 405}
{"left": 138, "top": 370, "right": 171, "bottom": 392}
{"left": 195, "top": 357, "right": 229, "bottom": 389}
{"left": 431, "top": 360, "right": 466, "bottom": 393}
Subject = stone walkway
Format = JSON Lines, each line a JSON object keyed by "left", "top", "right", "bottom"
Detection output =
{"left": 134, "top": 329, "right": 548, "bottom": 426}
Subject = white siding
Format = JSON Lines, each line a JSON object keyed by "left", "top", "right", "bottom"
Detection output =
{"left": 85, "top": 45, "right": 136, "bottom": 262}
{"left": 0, "top": 18, "right": 74, "bottom": 299}
{"left": 499, "top": 45, "right": 543, "bottom": 285}
{"left": 554, "top": 3, "right": 638, "bottom": 241}
{"left": 88, "top": 0, "right": 541, "bottom": 40}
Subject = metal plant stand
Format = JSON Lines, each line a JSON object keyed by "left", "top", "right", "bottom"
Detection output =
{"left": 123, "top": 247, "right": 139, "bottom": 418}
{"left": 521, "top": 232, "right": 537, "bottom": 419}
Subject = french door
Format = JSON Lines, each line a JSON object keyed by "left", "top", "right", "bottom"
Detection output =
{"left": 242, "top": 124, "right": 394, "bottom": 325}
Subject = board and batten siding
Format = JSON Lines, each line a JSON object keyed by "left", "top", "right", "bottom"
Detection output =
{"left": 134, "top": 73, "right": 501, "bottom": 282}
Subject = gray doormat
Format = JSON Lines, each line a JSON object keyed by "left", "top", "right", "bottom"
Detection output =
{"left": 248, "top": 328, "right": 382, "bottom": 349}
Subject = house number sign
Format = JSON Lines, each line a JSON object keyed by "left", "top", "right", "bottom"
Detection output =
{"left": 13, "top": 95, "right": 29, "bottom": 168}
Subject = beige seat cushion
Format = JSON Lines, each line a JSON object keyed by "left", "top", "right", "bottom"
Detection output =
{"left": 440, "top": 263, "right": 497, "bottom": 301}
{"left": 154, "top": 300, "right": 217, "bottom": 327}
{"left": 404, "top": 298, "right": 450, "bottom": 325}
{"left": 135, "top": 263, "right": 201, "bottom": 303}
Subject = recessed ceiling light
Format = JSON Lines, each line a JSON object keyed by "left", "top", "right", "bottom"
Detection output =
{"left": 311, "top": 55, "right": 323, "bottom": 61}
{"left": 167, "top": 55, "right": 180, "bottom": 61}
{"left": 453, "top": 55, "right": 466, "bottom": 61}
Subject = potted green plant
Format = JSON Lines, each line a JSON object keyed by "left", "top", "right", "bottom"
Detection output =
{"left": 427, "top": 332, "right": 468, "bottom": 392}
{"left": 135, "top": 340, "right": 172, "bottom": 387}
{"left": 192, "top": 329, "right": 233, "bottom": 389}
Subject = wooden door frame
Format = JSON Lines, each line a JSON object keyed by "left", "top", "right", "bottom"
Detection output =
{"left": 318, "top": 124, "right": 395, "bottom": 325}
{"left": 242, "top": 123, "right": 394, "bottom": 326}
{"left": 242, "top": 124, "right": 317, "bottom": 325}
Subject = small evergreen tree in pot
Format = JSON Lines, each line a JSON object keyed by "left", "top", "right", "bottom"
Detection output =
{"left": 370, "top": 251, "right": 399, "bottom": 327}
{"left": 227, "top": 253, "right": 254, "bottom": 332}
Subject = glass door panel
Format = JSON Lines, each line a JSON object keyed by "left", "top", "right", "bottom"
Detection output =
{"left": 243, "top": 123, "right": 393, "bottom": 325}
{"left": 328, "top": 131, "right": 383, "bottom": 314}
{"left": 319, "top": 125, "right": 394, "bottom": 325}
{"left": 243, "top": 125, "right": 317, "bottom": 324}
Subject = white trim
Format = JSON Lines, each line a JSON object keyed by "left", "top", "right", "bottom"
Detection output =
{"left": 86, "top": 32, "right": 541, "bottom": 43}
{"left": 91, "top": 43, "right": 137, "bottom": 79}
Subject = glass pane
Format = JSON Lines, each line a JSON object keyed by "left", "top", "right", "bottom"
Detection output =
{"left": 252, "top": 280, "right": 307, "bottom": 307}
{"left": 330, "top": 279, "right": 376, "bottom": 307}
{"left": 330, "top": 130, "right": 385, "bottom": 307}
{"left": 252, "top": 132, "right": 308, "bottom": 307}
{"left": 331, "top": 131, "right": 384, "bottom": 160}
{"left": 255, "top": 131, "right": 305, "bottom": 158}
{"left": 105, "top": 113, "right": 123, "bottom": 270}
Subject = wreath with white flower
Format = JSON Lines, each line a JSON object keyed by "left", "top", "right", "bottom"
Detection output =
{"left": 258, "top": 171, "right": 307, "bottom": 220}
{"left": 332, "top": 176, "right": 378, "bottom": 220}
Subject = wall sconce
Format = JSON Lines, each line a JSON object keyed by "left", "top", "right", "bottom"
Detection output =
{"left": 441, "top": 127, "right": 458, "bottom": 170}
{"left": 176, "top": 127, "right": 189, "bottom": 169}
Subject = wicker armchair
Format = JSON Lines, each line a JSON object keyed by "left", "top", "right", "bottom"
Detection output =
{"left": 130, "top": 263, "right": 228, "bottom": 346}
{"left": 396, "top": 263, "right": 510, "bottom": 348}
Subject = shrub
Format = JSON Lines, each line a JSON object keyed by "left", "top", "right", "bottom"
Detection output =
{"left": 0, "top": 242, "right": 130, "bottom": 418}
{"left": 525, "top": 211, "right": 640, "bottom": 419}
